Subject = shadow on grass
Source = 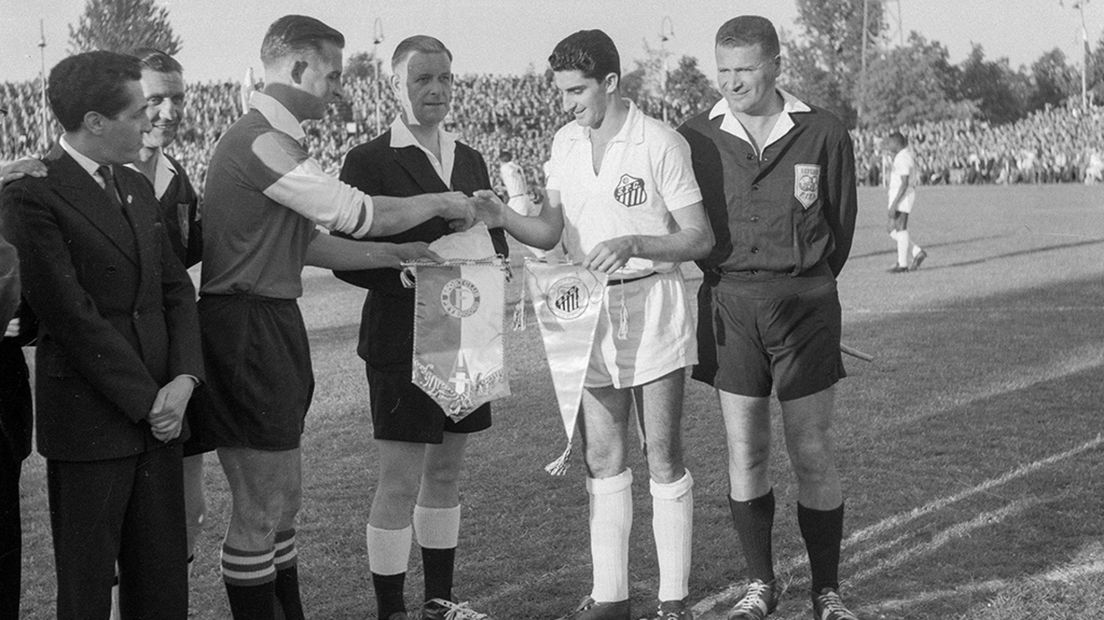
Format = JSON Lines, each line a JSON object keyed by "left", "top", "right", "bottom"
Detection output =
{"left": 717, "top": 273, "right": 1104, "bottom": 620}
{"left": 847, "top": 232, "right": 1017, "bottom": 262}
{"left": 14, "top": 270, "right": 1104, "bottom": 620}
{"left": 920, "top": 237, "right": 1104, "bottom": 272}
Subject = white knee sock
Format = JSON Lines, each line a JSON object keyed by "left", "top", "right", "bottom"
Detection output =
{"left": 896, "top": 229, "right": 910, "bottom": 267}
{"left": 366, "top": 524, "right": 412, "bottom": 576}
{"left": 413, "top": 504, "right": 461, "bottom": 549}
{"left": 587, "top": 469, "right": 633, "bottom": 603}
{"left": 651, "top": 471, "right": 693, "bottom": 602}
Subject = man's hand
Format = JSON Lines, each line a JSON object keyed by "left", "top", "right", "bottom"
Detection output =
{"left": 430, "top": 191, "right": 475, "bottom": 232}
{"left": 471, "top": 189, "right": 508, "bottom": 228}
{"left": 147, "top": 375, "right": 196, "bottom": 442}
{"left": 583, "top": 236, "right": 637, "bottom": 274}
{"left": 0, "top": 158, "right": 47, "bottom": 186}
{"left": 4, "top": 318, "right": 18, "bottom": 339}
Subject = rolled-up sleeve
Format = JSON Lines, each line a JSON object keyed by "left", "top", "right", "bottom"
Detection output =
{"left": 249, "top": 130, "right": 375, "bottom": 238}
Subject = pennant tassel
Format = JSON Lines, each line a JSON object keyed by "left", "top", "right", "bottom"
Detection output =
{"left": 543, "top": 440, "right": 573, "bottom": 476}
{"left": 512, "top": 261, "right": 528, "bottom": 331}
{"left": 616, "top": 286, "right": 629, "bottom": 341}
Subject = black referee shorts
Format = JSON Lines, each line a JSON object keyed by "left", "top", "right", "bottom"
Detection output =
{"left": 694, "top": 271, "right": 845, "bottom": 402}
{"left": 367, "top": 364, "right": 491, "bottom": 444}
{"left": 193, "top": 294, "right": 315, "bottom": 451}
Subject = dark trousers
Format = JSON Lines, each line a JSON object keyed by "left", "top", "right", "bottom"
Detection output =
{"left": 47, "top": 444, "right": 188, "bottom": 620}
{"left": 0, "top": 445, "right": 21, "bottom": 620}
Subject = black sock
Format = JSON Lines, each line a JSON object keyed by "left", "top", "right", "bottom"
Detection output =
{"left": 372, "top": 571, "right": 407, "bottom": 618}
{"left": 225, "top": 581, "right": 276, "bottom": 619}
{"left": 728, "top": 490, "right": 776, "bottom": 583}
{"left": 798, "top": 502, "right": 844, "bottom": 592}
{"left": 274, "top": 565, "right": 305, "bottom": 620}
{"left": 421, "top": 546, "right": 456, "bottom": 603}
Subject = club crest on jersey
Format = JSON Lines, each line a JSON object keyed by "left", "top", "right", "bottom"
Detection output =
{"left": 614, "top": 174, "right": 647, "bottom": 207}
{"left": 440, "top": 278, "right": 480, "bottom": 318}
{"left": 547, "top": 276, "right": 589, "bottom": 320}
{"left": 794, "top": 164, "right": 820, "bottom": 209}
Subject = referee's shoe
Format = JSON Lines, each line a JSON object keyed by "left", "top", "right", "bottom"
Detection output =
{"left": 811, "top": 587, "right": 858, "bottom": 620}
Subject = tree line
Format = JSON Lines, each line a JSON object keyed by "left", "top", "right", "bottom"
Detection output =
{"left": 66, "top": 0, "right": 1104, "bottom": 131}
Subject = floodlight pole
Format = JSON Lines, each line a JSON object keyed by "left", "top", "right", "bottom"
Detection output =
{"left": 859, "top": 0, "right": 871, "bottom": 127}
{"left": 1079, "top": 1, "right": 1090, "bottom": 110}
{"left": 660, "top": 16, "right": 674, "bottom": 124}
{"left": 1062, "top": 0, "right": 1092, "bottom": 110}
{"left": 372, "top": 17, "right": 385, "bottom": 136}
{"left": 38, "top": 19, "right": 49, "bottom": 153}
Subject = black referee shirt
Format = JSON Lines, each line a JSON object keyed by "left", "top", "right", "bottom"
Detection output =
{"left": 678, "top": 97, "right": 857, "bottom": 279}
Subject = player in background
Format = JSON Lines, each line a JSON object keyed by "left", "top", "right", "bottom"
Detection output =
{"left": 885, "top": 131, "right": 927, "bottom": 273}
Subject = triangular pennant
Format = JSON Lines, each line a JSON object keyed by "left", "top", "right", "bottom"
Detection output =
{"left": 524, "top": 261, "right": 607, "bottom": 475}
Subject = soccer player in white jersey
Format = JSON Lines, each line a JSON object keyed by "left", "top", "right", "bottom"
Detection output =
{"left": 473, "top": 29, "right": 712, "bottom": 620}
{"left": 885, "top": 132, "right": 927, "bottom": 272}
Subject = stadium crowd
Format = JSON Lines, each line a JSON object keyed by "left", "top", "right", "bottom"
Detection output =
{"left": 5, "top": 74, "right": 1104, "bottom": 192}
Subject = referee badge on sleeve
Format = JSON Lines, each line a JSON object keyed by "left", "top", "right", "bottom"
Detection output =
{"left": 794, "top": 164, "right": 820, "bottom": 209}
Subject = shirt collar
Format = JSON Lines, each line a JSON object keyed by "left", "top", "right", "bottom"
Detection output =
{"left": 566, "top": 99, "right": 645, "bottom": 145}
{"left": 125, "top": 149, "right": 177, "bottom": 199}
{"left": 250, "top": 91, "right": 306, "bottom": 142}
{"left": 388, "top": 116, "right": 458, "bottom": 150}
{"left": 710, "top": 89, "right": 812, "bottom": 149}
{"left": 59, "top": 135, "right": 103, "bottom": 182}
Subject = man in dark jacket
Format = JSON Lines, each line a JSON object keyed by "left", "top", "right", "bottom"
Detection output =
{"left": 0, "top": 51, "right": 204, "bottom": 620}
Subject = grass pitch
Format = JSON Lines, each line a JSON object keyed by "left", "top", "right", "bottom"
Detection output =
{"left": 14, "top": 183, "right": 1104, "bottom": 619}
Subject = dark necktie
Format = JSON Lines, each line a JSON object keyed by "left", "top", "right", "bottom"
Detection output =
{"left": 97, "top": 165, "right": 124, "bottom": 212}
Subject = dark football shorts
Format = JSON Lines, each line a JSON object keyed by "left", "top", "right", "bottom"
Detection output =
{"left": 367, "top": 364, "right": 491, "bottom": 444}
{"left": 693, "top": 271, "right": 845, "bottom": 401}
{"left": 193, "top": 294, "right": 315, "bottom": 451}
{"left": 181, "top": 393, "right": 214, "bottom": 457}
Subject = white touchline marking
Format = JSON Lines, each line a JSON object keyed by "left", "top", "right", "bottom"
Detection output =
{"left": 871, "top": 559, "right": 1104, "bottom": 611}
{"left": 690, "top": 434, "right": 1104, "bottom": 615}
{"left": 847, "top": 497, "right": 1042, "bottom": 583}
{"left": 864, "top": 343, "right": 1103, "bottom": 433}
{"left": 843, "top": 435, "right": 1104, "bottom": 545}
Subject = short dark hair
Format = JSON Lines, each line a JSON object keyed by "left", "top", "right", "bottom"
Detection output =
{"left": 887, "top": 131, "right": 908, "bottom": 147}
{"left": 549, "top": 30, "right": 620, "bottom": 81}
{"left": 261, "top": 15, "right": 345, "bottom": 65}
{"left": 131, "top": 47, "right": 183, "bottom": 75}
{"left": 48, "top": 51, "right": 142, "bottom": 132}
{"left": 499, "top": 150, "right": 513, "bottom": 162}
{"left": 392, "top": 35, "right": 452, "bottom": 70}
{"left": 715, "top": 16, "right": 780, "bottom": 58}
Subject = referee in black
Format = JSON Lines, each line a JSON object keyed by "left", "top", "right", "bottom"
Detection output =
{"left": 677, "top": 15, "right": 859, "bottom": 620}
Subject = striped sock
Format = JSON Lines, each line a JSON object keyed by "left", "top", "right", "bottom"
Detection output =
{"left": 221, "top": 544, "right": 275, "bottom": 619}
{"left": 274, "top": 530, "right": 304, "bottom": 620}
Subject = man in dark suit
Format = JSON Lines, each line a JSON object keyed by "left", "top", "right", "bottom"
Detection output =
{"left": 335, "top": 35, "right": 506, "bottom": 620}
{"left": 0, "top": 51, "right": 204, "bottom": 620}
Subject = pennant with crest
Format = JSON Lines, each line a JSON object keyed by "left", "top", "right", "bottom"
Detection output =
{"left": 515, "top": 260, "right": 608, "bottom": 475}
{"left": 407, "top": 224, "right": 510, "bottom": 421}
